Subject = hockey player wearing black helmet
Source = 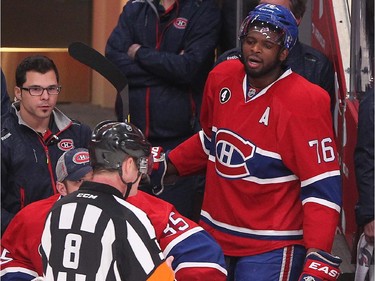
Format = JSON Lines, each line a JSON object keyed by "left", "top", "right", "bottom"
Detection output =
{"left": 41, "top": 120, "right": 175, "bottom": 281}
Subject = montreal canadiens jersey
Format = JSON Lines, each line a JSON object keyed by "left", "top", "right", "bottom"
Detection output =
{"left": 0, "top": 194, "right": 60, "bottom": 281}
{"left": 168, "top": 59, "right": 342, "bottom": 256}
{"left": 0, "top": 192, "right": 226, "bottom": 281}
{"left": 128, "top": 191, "right": 227, "bottom": 280}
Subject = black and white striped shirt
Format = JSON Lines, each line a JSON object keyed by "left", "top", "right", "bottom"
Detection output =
{"left": 41, "top": 181, "right": 166, "bottom": 281}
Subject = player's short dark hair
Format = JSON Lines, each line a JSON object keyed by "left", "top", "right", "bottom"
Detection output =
{"left": 15, "top": 55, "right": 59, "bottom": 87}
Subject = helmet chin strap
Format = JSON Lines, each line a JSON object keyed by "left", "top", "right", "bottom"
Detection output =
{"left": 119, "top": 170, "right": 142, "bottom": 200}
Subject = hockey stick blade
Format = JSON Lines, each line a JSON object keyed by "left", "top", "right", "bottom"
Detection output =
{"left": 68, "top": 41, "right": 130, "bottom": 122}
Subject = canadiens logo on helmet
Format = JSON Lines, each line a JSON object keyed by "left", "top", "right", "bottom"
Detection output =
{"left": 58, "top": 139, "right": 74, "bottom": 151}
{"left": 215, "top": 129, "right": 255, "bottom": 178}
{"left": 174, "top": 17, "right": 188, "bottom": 29}
{"left": 219, "top": 88, "right": 231, "bottom": 104}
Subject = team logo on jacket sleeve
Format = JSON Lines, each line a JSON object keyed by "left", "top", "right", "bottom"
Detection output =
{"left": 215, "top": 129, "right": 255, "bottom": 178}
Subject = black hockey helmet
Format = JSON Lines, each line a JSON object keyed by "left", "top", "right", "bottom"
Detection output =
{"left": 89, "top": 121, "right": 152, "bottom": 174}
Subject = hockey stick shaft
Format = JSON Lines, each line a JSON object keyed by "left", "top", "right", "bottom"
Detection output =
{"left": 68, "top": 41, "right": 129, "bottom": 122}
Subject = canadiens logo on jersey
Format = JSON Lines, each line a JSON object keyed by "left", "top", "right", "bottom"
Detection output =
{"left": 58, "top": 139, "right": 74, "bottom": 151}
{"left": 219, "top": 88, "right": 231, "bottom": 104}
{"left": 215, "top": 129, "right": 255, "bottom": 178}
{"left": 174, "top": 17, "right": 188, "bottom": 29}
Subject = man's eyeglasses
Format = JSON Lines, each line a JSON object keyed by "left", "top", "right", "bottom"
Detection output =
{"left": 20, "top": 86, "right": 62, "bottom": 96}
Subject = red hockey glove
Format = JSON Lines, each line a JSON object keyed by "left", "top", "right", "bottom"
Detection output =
{"left": 151, "top": 146, "right": 166, "bottom": 170}
{"left": 298, "top": 251, "right": 342, "bottom": 281}
{"left": 140, "top": 146, "right": 168, "bottom": 195}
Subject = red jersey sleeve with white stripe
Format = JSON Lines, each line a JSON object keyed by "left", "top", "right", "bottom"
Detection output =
{"left": 168, "top": 133, "right": 208, "bottom": 176}
{"left": 0, "top": 194, "right": 60, "bottom": 281}
{"left": 273, "top": 77, "right": 341, "bottom": 251}
{"left": 128, "top": 191, "right": 227, "bottom": 280}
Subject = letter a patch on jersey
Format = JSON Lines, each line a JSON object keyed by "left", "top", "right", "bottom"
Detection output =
{"left": 259, "top": 107, "right": 270, "bottom": 126}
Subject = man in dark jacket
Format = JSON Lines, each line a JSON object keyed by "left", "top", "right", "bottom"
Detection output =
{"left": 105, "top": 0, "right": 221, "bottom": 219}
{"left": 355, "top": 86, "right": 374, "bottom": 243}
{"left": 215, "top": 0, "right": 258, "bottom": 54}
{"left": 353, "top": 85, "right": 374, "bottom": 281}
{"left": 1, "top": 55, "right": 92, "bottom": 234}
{"left": 215, "top": 0, "right": 335, "bottom": 113}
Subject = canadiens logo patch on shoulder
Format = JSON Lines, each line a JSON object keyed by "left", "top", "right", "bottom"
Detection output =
{"left": 58, "top": 139, "right": 74, "bottom": 151}
{"left": 219, "top": 88, "right": 231, "bottom": 104}
{"left": 174, "top": 18, "right": 188, "bottom": 29}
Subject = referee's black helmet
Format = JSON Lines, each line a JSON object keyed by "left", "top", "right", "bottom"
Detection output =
{"left": 89, "top": 121, "right": 152, "bottom": 174}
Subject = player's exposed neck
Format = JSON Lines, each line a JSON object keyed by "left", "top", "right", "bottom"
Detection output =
{"left": 247, "top": 67, "right": 284, "bottom": 89}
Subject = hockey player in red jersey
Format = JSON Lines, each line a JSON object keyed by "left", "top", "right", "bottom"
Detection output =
{"left": 0, "top": 147, "right": 226, "bottom": 280}
{"left": 153, "top": 3, "right": 343, "bottom": 281}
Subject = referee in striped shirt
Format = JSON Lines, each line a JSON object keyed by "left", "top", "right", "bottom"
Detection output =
{"left": 41, "top": 121, "right": 174, "bottom": 281}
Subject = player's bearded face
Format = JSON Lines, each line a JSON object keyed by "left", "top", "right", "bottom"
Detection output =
{"left": 241, "top": 27, "right": 287, "bottom": 78}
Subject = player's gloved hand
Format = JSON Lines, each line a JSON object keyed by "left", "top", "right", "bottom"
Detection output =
{"left": 298, "top": 250, "right": 342, "bottom": 281}
{"left": 149, "top": 146, "right": 168, "bottom": 195}
{"left": 140, "top": 146, "right": 168, "bottom": 195}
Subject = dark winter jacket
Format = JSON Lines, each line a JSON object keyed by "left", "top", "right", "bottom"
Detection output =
{"left": 1, "top": 102, "right": 92, "bottom": 233}
{"left": 354, "top": 87, "right": 374, "bottom": 227}
{"left": 105, "top": 0, "right": 221, "bottom": 148}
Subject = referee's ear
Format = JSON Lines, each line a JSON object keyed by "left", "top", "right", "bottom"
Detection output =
{"left": 121, "top": 157, "right": 136, "bottom": 180}
{"left": 56, "top": 181, "right": 68, "bottom": 196}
